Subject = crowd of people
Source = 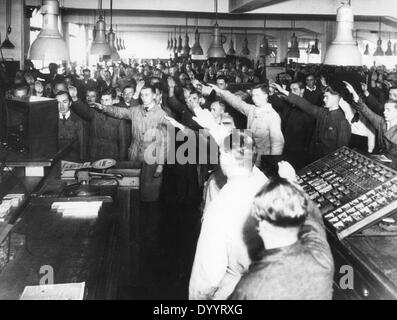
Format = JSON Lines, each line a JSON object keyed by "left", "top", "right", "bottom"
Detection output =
{"left": 1, "top": 56, "right": 397, "bottom": 299}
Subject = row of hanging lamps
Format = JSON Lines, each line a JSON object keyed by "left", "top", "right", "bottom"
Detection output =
{"left": 207, "top": 0, "right": 226, "bottom": 58}
{"left": 288, "top": 20, "right": 300, "bottom": 58}
{"left": 241, "top": 30, "right": 250, "bottom": 56}
{"left": 173, "top": 26, "right": 178, "bottom": 55}
{"left": 191, "top": 17, "right": 204, "bottom": 56}
{"left": 28, "top": 0, "right": 69, "bottom": 61}
{"left": 363, "top": 43, "right": 370, "bottom": 55}
{"left": 181, "top": 16, "right": 191, "bottom": 57}
{"left": 227, "top": 29, "right": 236, "bottom": 55}
{"left": 1, "top": 0, "right": 15, "bottom": 49}
{"left": 106, "top": 0, "right": 120, "bottom": 61}
{"left": 323, "top": 1, "right": 361, "bottom": 66}
{"left": 90, "top": 0, "right": 112, "bottom": 56}
{"left": 373, "top": 17, "right": 384, "bottom": 56}
{"left": 177, "top": 26, "right": 183, "bottom": 55}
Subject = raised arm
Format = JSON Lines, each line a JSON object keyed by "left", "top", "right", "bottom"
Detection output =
{"left": 270, "top": 83, "right": 321, "bottom": 118}
{"left": 100, "top": 105, "right": 133, "bottom": 120}
{"left": 216, "top": 90, "right": 254, "bottom": 117}
{"left": 344, "top": 81, "right": 385, "bottom": 131}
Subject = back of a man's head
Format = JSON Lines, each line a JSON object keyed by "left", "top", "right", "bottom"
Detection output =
{"left": 252, "top": 177, "right": 308, "bottom": 229}
{"left": 220, "top": 130, "right": 257, "bottom": 175}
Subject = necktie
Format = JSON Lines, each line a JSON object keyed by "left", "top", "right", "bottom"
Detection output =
{"left": 62, "top": 114, "right": 66, "bottom": 123}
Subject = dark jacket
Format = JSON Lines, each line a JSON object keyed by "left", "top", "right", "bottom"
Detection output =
{"left": 303, "top": 87, "right": 324, "bottom": 106}
{"left": 229, "top": 198, "right": 334, "bottom": 300}
{"left": 285, "top": 93, "right": 351, "bottom": 160}
{"left": 353, "top": 98, "right": 397, "bottom": 169}
{"left": 58, "top": 111, "right": 87, "bottom": 162}
{"left": 270, "top": 94, "right": 315, "bottom": 169}
{"left": 71, "top": 100, "right": 130, "bottom": 161}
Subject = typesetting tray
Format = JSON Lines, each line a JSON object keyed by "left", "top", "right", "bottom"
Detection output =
{"left": 297, "top": 147, "right": 397, "bottom": 239}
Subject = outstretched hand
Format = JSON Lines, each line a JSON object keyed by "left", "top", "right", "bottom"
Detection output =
{"left": 278, "top": 161, "right": 297, "bottom": 182}
{"left": 270, "top": 82, "right": 289, "bottom": 96}
{"left": 192, "top": 108, "right": 218, "bottom": 130}
{"left": 343, "top": 81, "right": 359, "bottom": 103}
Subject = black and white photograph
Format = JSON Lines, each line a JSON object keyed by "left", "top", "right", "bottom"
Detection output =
{"left": 1, "top": 0, "right": 397, "bottom": 305}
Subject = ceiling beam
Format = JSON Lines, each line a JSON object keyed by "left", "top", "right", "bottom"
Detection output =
{"left": 229, "top": 0, "right": 288, "bottom": 13}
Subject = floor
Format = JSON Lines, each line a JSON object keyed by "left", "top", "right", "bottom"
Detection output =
{"left": 119, "top": 190, "right": 203, "bottom": 300}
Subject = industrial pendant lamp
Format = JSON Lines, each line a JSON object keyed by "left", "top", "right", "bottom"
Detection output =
{"left": 385, "top": 33, "right": 393, "bottom": 56}
{"left": 191, "top": 18, "right": 204, "bottom": 56}
{"left": 259, "top": 19, "right": 270, "bottom": 57}
{"left": 121, "top": 33, "right": 126, "bottom": 50}
{"left": 106, "top": 0, "right": 120, "bottom": 61}
{"left": 373, "top": 18, "right": 384, "bottom": 56}
{"left": 288, "top": 21, "right": 300, "bottom": 58}
{"left": 177, "top": 26, "right": 183, "bottom": 55}
{"left": 28, "top": 0, "right": 69, "bottom": 61}
{"left": 227, "top": 28, "right": 236, "bottom": 55}
{"left": 90, "top": 0, "right": 112, "bottom": 56}
{"left": 173, "top": 26, "right": 178, "bottom": 55}
{"left": 324, "top": 1, "right": 361, "bottom": 66}
{"left": 169, "top": 31, "right": 174, "bottom": 51}
{"left": 363, "top": 44, "right": 370, "bottom": 55}
{"left": 1, "top": 0, "right": 15, "bottom": 49}
{"left": 394, "top": 43, "right": 397, "bottom": 56}
{"left": 241, "top": 30, "right": 250, "bottom": 56}
{"left": 166, "top": 32, "right": 171, "bottom": 51}
{"left": 181, "top": 17, "right": 191, "bottom": 57}
{"left": 310, "top": 36, "right": 320, "bottom": 55}
{"left": 207, "top": 0, "right": 226, "bottom": 59}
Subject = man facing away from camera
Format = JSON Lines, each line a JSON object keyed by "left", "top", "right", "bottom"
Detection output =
{"left": 230, "top": 177, "right": 334, "bottom": 300}
{"left": 189, "top": 130, "right": 268, "bottom": 300}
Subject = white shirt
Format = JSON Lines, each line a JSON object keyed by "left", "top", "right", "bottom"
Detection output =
{"left": 339, "top": 98, "right": 375, "bottom": 152}
{"left": 189, "top": 166, "right": 268, "bottom": 300}
{"left": 59, "top": 111, "right": 71, "bottom": 120}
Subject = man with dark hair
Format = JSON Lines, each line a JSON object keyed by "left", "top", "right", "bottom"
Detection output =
{"left": 92, "top": 85, "right": 169, "bottom": 202}
{"left": 77, "top": 68, "right": 97, "bottom": 100}
{"left": 230, "top": 177, "right": 334, "bottom": 300}
{"left": 56, "top": 90, "right": 87, "bottom": 162}
{"left": 189, "top": 130, "right": 268, "bottom": 300}
{"left": 269, "top": 81, "right": 315, "bottom": 169}
{"left": 303, "top": 74, "right": 323, "bottom": 106}
{"left": 68, "top": 87, "right": 130, "bottom": 162}
{"left": 216, "top": 75, "right": 247, "bottom": 129}
{"left": 272, "top": 82, "right": 351, "bottom": 161}
{"left": 346, "top": 82, "right": 397, "bottom": 169}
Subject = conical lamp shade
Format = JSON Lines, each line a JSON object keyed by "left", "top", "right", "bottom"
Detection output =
{"left": 90, "top": 16, "right": 112, "bottom": 56}
{"left": 227, "top": 39, "right": 236, "bottom": 55}
{"left": 207, "top": 24, "right": 226, "bottom": 58}
{"left": 385, "top": 39, "right": 393, "bottom": 56}
{"left": 363, "top": 44, "right": 369, "bottom": 55}
{"left": 373, "top": 38, "right": 384, "bottom": 56}
{"left": 173, "top": 36, "right": 178, "bottom": 54}
{"left": 288, "top": 33, "right": 300, "bottom": 58}
{"left": 241, "top": 37, "right": 250, "bottom": 55}
{"left": 28, "top": 0, "right": 69, "bottom": 61}
{"left": 107, "top": 31, "right": 120, "bottom": 61}
{"left": 259, "top": 36, "right": 269, "bottom": 57}
{"left": 177, "top": 34, "right": 183, "bottom": 54}
{"left": 1, "top": 26, "right": 15, "bottom": 49}
{"left": 169, "top": 35, "right": 174, "bottom": 51}
{"left": 324, "top": 2, "right": 361, "bottom": 66}
{"left": 191, "top": 28, "right": 204, "bottom": 55}
{"left": 310, "top": 39, "right": 320, "bottom": 54}
{"left": 181, "top": 33, "right": 190, "bottom": 57}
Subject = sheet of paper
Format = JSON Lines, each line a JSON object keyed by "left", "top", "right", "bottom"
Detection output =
{"left": 20, "top": 282, "right": 85, "bottom": 300}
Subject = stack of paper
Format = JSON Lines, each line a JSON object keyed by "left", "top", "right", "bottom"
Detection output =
{"left": 51, "top": 201, "right": 103, "bottom": 219}
{"left": 20, "top": 282, "right": 85, "bottom": 300}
